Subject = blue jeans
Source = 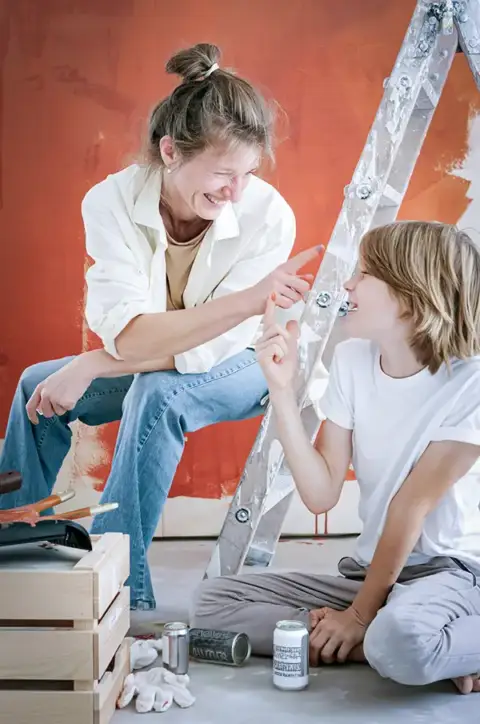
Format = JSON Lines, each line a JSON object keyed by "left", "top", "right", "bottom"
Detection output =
{"left": 0, "top": 350, "right": 267, "bottom": 609}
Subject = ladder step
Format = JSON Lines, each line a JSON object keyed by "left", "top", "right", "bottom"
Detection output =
{"left": 244, "top": 547, "right": 274, "bottom": 567}
{"left": 379, "top": 184, "right": 403, "bottom": 208}
{"left": 418, "top": 79, "right": 440, "bottom": 109}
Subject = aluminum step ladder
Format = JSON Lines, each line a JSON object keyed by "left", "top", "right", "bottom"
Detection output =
{"left": 204, "top": 0, "right": 480, "bottom": 579}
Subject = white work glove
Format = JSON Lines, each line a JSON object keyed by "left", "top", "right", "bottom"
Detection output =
{"left": 130, "top": 638, "right": 163, "bottom": 670}
{"left": 117, "top": 667, "right": 195, "bottom": 713}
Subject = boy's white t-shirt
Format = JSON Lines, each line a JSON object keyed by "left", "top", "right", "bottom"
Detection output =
{"left": 319, "top": 338, "right": 480, "bottom": 571}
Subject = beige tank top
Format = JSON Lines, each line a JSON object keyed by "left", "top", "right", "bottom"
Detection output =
{"left": 165, "top": 224, "right": 211, "bottom": 311}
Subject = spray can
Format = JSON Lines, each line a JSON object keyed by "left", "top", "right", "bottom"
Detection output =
{"left": 273, "top": 620, "right": 309, "bottom": 690}
{"left": 162, "top": 622, "right": 189, "bottom": 675}
{"left": 189, "top": 628, "right": 251, "bottom": 666}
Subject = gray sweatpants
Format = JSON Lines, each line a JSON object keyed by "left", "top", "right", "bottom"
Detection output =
{"left": 190, "top": 556, "right": 480, "bottom": 686}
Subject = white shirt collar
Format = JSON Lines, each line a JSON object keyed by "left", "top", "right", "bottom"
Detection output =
{"left": 132, "top": 169, "right": 163, "bottom": 230}
{"left": 132, "top": 168, "right": 239, "bottom": 241}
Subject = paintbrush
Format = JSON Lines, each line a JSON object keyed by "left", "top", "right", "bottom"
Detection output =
{"left": 32, "top": 489, "right": 76, "bottom": 513}
{"left": 48, "top": 502, "right": 119, "bottom": 521}
{"left": 0, "top": 490, "right": 77, "bottom": 524}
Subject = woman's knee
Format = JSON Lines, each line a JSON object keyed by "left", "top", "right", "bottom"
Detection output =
{"left": 19, "top": 357, "right": 76, "bottom": 401}
{"left": 123, "top": 370, "right": 180, "bottom": 412}
{"left": 364, "top": 606, "right": 436, "bottom": 685}
{"left": 19, "top": 364, "right": 49, "bottom": 400}
{"left": 122, "top": 372, "right": 206, "bottom": 436}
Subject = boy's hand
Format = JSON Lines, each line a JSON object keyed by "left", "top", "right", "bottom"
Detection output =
{"left": 255, "top": 294, "right": 300, "bottom": 392}
{"left": 309, "top": 606, "right": 367, "bottom": 666}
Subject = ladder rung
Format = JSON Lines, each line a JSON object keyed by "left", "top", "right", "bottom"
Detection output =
{"left": 379, "top": 184, "right": 403, "bottom": 208}
{"left": 244, "top": 546, "right": 275, "bottom": 567}
{"left": 418, "top": 79, "right": 440, "bottom": 109}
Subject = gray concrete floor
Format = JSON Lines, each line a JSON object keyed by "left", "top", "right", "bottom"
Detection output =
{"left": 116, "top": 538, "right": 479, "bottom": 723}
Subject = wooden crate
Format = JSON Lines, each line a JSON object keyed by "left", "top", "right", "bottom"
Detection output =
{"left": 0, "top": 638, "right": 130, "bottom": 724}
{"left": 0, "top": 533, "right": 130, "bottom": 622}
{"left": 0, "top": 533, "right": 131, "bottom": 724}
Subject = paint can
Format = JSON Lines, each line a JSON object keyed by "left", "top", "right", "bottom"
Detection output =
{"left": 189, "top": 628, "right": 251, "bottom": 666}
{"left": 162, "top": 622, "right": 189, "bottom": 675}
{"left": 273, "top": 620, "right": 309, "bottom": 690}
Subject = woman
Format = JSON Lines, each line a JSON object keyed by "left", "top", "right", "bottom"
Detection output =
{"left": 0, "top": 43, "right": 320, "bottom": 610}
{"left": 191, "top": 220, "right": 480, "bottom": 695}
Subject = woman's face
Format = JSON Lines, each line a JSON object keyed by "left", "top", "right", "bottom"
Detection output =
{"left": 160, "top": 138, "right": 261, "bottom": 221}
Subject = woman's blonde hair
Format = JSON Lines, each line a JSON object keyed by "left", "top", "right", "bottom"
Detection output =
{"left": 361, "top": 220, "right": 480, "bottom": 373}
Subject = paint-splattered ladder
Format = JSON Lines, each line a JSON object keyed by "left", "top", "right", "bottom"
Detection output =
{"left": 205, "top": 0, "right": 480, "bottom": 579}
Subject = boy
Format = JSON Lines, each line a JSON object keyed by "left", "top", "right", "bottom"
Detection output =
{"left": 191, "top": 220, "right": 480, "bottom": 695}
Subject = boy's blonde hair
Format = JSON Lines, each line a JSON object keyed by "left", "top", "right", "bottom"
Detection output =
{"left": 361, "top": 220, "right": 480, "bottom": 374}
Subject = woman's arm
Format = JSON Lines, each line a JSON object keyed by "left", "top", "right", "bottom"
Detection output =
{"left": 78, "top": 349, "right": 176, "bottom": 377}
{"left": 114, "top": 245, "right": 321, "bottom": 363}
{"left": 115, "top": 296, "right": 252, "bottom": 362}
{"left": 25, "top": 350, "right": 177, "bottom": 423}
{"left": 82, "top": 188, "right": 319, "bottom": 369}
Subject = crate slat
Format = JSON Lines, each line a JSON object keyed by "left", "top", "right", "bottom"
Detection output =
{"left": 0, "top": 639, "right": 130, "bottom": 724}
{"left": 0, "top": 533, "right": 130, "bottom": 621}
{"left": 0, "top": 587, "right": 130, "bottom": 681}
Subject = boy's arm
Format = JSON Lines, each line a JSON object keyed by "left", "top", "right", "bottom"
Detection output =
{"left": 351, "top": 439, "right": 480, "bottom": 623}
{"left": 269, "top": 388, "right": 352, "bottom": 514}
{"left": 267, "top": 340, "right": 355, "bottom": 513}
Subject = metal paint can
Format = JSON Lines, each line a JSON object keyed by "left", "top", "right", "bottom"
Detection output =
{"left": 162, "top": 622, "right": 189, "bottom": 675}
{"left": 189, "top": 628, "right": 251, "bottom": 666}
{"left": 273, "top": 620, "right": 309, "bottom": 690}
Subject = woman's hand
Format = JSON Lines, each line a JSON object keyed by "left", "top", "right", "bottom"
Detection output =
{"left": 26, "top": 356, "right": 95, "bottom": 424}
{"left": 249, "top": 245, "right": 323, "bottom": 315}
{"left": 255, "top": 294, "right": 300, "bottom": 392}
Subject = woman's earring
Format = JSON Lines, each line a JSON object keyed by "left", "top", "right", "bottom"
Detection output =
{"left": 166, "top": 167, "right": 172, "bottom": 174}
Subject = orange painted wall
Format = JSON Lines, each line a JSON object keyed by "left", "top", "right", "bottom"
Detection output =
{"left": 0, "top": 1, "right": 478, "bottom": 500}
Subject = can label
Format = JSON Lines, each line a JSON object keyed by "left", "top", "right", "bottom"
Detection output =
{"left": 190, "top": 630, "right": 231, "bottom": 664}
{"left": 273, "top": 633, "right": 309, "bottom": 679}
{"left": 189, "top": 628, "right": 250, "bottom": 666}
{"left": 190, "top": 644, "right": 230, "bottom": 664}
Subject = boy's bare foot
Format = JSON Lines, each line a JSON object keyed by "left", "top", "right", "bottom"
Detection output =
{"left": 452, "top": 674, "right": 480, "bottom": 694}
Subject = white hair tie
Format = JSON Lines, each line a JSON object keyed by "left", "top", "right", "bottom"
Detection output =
{"left": 203, "top": 62, "right": 219, "bottom": 80}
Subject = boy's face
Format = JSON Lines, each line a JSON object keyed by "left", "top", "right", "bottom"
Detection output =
{"left": 342, "top": 260, "right": 408, "bottom": 344}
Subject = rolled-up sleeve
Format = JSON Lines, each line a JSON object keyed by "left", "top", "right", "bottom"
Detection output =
{"left": 430, "top": 371, "right": 480, "bottom": 446}
{"left": 82, "top": 188, "right": 151, "bottom": 359}
{"left": 174, "top": 206, "right": 296, "bottom": 374}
